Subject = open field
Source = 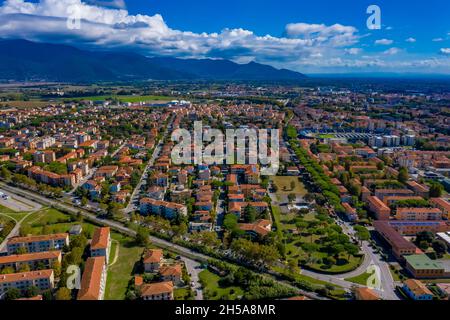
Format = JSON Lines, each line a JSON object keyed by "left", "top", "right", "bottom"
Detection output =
{"left": 270, "top": 176, "right": 307, "bottom": 200}
{"left": 199, "top": 269, "right": 244, "bottom": 300}
{"left": 104, "top": 234, "right": 145, "bottom": 300}
{"left": 0, "top": 100, "right": 51, "bottom": 108}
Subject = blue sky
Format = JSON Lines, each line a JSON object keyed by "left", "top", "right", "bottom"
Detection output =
{"left": 0, "top": 0, "right": 449, "bottom": 74}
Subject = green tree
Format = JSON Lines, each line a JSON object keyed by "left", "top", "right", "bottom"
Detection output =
{"left": 5, "top": 288, "right": 21, "bottom": 300}
{"left": 26, "top": 286, "right": 40, "bottom": 298}
{"left": 223, "top": 214, "right": 238, "bottom": 231}
{"left": 398, "top": 167, "right": 409, "bottom": 184}
{"left": 429, "top": 183, "right": 443, "bottom": 198}
{"left": 0, "top": 166, "right": 11, "bottom": 180}
{"left": 55, "top": 287, "right": 72, "bottom": 300}
{"left": 432, "top": 240, "right": 447, "bottom": 258}
{"left": 135, "top": 227, "right": 150, "bottom": 246}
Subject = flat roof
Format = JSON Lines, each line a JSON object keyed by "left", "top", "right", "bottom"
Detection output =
{"left": 404, "top": 254, "right": 444, "bottom": 270}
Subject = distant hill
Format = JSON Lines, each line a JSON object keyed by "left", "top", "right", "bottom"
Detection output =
{"left": 0, "top": 39, "right": 306, "bottom": 82}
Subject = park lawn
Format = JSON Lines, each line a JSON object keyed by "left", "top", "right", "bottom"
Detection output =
{"left": 270, "top": 176, "right": 307, "bottom": 199}
{"left": 104, "top": 234, "right": 145, "bottom": 300}
{"left": 199, "top": 270, "right": 244, "bottom": 300}
{"left": 345, "top": 272, "right": 372, "bottom": 285}
{"left": 307, "top": 253, "right": 363, "bottom": 274}
{"left": 274, "top": 200, "right": 363, "bottom": 275}
{"left": 23, "top": 208, "right": 71, "bottom": 226}
{"left": 19, "top": 207, "right": 99, "bottom": 236}
{"left": 0, "top": 204, "right": 18, "bottom": 213}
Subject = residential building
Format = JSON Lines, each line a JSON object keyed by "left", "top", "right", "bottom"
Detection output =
{"left": 140, "top": 281, "right": 174, "bottom": 300}
{"left": 77, "top": 257, "right": 107, "bottom": 300}
{"left": 143, "top": 249, "right": 163, "bottom": 273}
{"left": 7, "top": 233, "right": 69, "bottom": 254}
{"left": 403, "top": 279, "right": 434, "bottom": 300}
{"left": 404, "top": 254, "right": 446, "bottom": 279}
{"left": 159, "top": 264, "right": 183, "bottom": 286}
{"left": 0, "top": 270, "right": 54, "bottom": 299}
{"left": 367, "top": 196, "right": 391, "bottom": 220}
{"left": 90, "top": 227, "right": 111, "bottom": 264}
{"left": 0, "top": 251, "right": 61, "bottom": 272}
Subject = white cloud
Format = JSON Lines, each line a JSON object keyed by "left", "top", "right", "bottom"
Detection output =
{"left": 440, "top": 48, "right": 450, "bottom": 55}
{"left": 432, "top": 38, "right": 444, "bottom": 42}
{"left": 85, "top": 0, "right": 126, "bottom": 9}
{"left": 375, "top": 39, "right": 394, "bottom": 45}
{"left": 0, "top": 0, "right": 448, "bottom": 74}
{"left": 285, "top": 23, "right": 358, "bottom": 46}
{"left": 345, "top": 48, "right": 362, "bottom": 55}
{"left": 383, "top": 47, "right": 401, "bottom": 55}
{"left": 405, "top": 37, "right": 416, "bottom": 43}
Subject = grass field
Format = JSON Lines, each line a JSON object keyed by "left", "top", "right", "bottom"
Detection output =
{"left": 19, "top": 208, "right": 98, "bottom": 236}
{"left": 104, "top": 234, "right": 145, "bottom": 300}
{"left": 345, "top": 272, "right": 371, "bottom": 285}
{"left": 199, "top": 270, "right": 244, "bottom": 300}
{"left": 0, "top": 100, "right": 51, "bottom": 108}
{"left": 270, "top": 176, "right": 307, "bottom": 200}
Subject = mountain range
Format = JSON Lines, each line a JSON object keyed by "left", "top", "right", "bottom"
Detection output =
{"left": 0, "top": 39, "right": 306, "bottom": 82}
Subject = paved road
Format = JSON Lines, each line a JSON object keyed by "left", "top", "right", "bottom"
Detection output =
{"left": 0, "top": 189, "right": 42, "bottom": 212}
{"left": 124, "top": 142, "right": 163, "bottom": 213}
{"left": 181, "top": 257, "right": 204, "bottom": 300}
{"left": 124, "top": 118, "right": 173, "bottom": 214}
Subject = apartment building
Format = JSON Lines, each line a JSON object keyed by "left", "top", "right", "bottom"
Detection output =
{"left": 77, "top": 257, "right": 107, "bottom": 300}
{"left": 430, "top": 198, "right": 450, "bottom": 219}
{"left": 140, "top": 281, "right": 174, "bottom": 300}
{"left": 389, "top": 221, "right": 450, "bottom": 236}
{"left": 0, "top": 270, "right": 54, "bottom": 299}
{"left": 7, "top": 233, "right": 69, "bottom": 254}
{"left": 367, "top": 196, "right": 391, "bottom": 220}
{"left": 374, "top": 189, "right": 415, "bottom": 201}
{"left": 395, "top": 208, "right": 442, "bottom": 221}
{"left": 373, "top": 221, "right": 417, "bottom": 258}
{"left": 90, "top": 227, "right": 111, "bottom": 264}
{"left": 140, "top": 198, "right": 188, "bottom": 219}
{"left": 143, "top": 249, "right": 163, "bottom": 273}
{"left": 0, "top": 251, "right": 61, "bottom": 272}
